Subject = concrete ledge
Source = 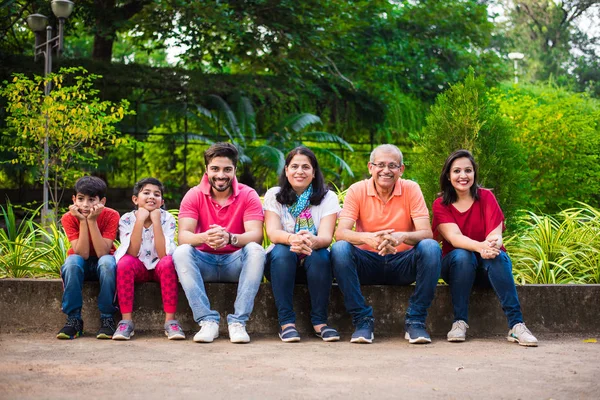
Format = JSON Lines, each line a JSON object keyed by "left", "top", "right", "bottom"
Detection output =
{"left": 1, "top": 279, "right": 599, "bottom": 335}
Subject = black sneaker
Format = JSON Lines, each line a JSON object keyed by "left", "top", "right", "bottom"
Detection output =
{"left": 97, "top": 316, "right": 116, "bottom": 339}
{"left": 57, "top": 317, "right": 84, "bottom": 340}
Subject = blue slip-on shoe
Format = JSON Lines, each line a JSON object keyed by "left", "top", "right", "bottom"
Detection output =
{"left": 350, "top": 318, "right": 374, "bottom": 344}
{"left": 279, "top": 325, "right": 301, "bottom": 342}
{"left": 404, "top": 321, "right": 431, "bottom": 344}
{"left": 315, "top": 325, "right": 340, "bottom": 342}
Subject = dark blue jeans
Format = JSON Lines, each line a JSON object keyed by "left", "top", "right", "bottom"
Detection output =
{"left": 331, "top": 239, "right": 442, "bottom": 326}
{"left": 265, "top": 244, "right": 333, "bottom": 326}
{"left": 60, "top": 254, "right": 117, "bottom": 319}
{"left": 441, "top": 249, "right": 523, "bottom": 328}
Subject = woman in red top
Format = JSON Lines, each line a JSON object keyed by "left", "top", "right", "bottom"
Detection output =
{"left": 432, "top": 150, "right": 538, "bottom": 346}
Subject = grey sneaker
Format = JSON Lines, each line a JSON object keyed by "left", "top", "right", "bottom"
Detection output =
{"left": 164, "top": 320, "right": 186, "bottom": 340}
{"left": 507, "top": 323, "right": 538, "bottom": 347}
{"left": 112, "top": 320, "right": 135, "bottom": 340}
{"left": 447, "top": 320, "right": 469, "bottom": 342}
{"left": 193, "top": 320, "right": 219, "bottom": 343}
{"left": 228, "top": 322, "right": 250, "bottom": 344}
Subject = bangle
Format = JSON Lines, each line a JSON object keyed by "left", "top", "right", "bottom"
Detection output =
{"left": 287, "top": 234, "right": 292, "bottom": 244}
{"left": 227, "top": 232, "right": 232, "bottom": 245}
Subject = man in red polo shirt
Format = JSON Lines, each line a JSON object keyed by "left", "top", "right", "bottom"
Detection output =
{"left": 331, "top": 144, "right": 442, "bottom": 344}
{"left": 173, "top": 142, "right": 265, "bottom": 344}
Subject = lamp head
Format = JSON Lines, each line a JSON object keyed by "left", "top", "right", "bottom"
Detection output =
{"left": 51, "top": 0, "right": 74, "bottom": 19}
{"left": 508, "top": 52, "right": 525, "bottom": 60}
{"left": 26, "top": 14, "right": 48, "bottom": 32}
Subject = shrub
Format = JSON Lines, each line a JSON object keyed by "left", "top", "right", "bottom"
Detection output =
{"left": 507, "top": 204, "right": 600, "bottom": 284}
{"left": 412, "top": 70, "right": 530, "bottom": 226}
{"left": 491, "top": 82, "right": 600, "bottom": 213}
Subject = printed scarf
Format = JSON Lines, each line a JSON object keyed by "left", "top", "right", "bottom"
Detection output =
{"left": 288, "top": 184, "right": 317, "bottom": 235}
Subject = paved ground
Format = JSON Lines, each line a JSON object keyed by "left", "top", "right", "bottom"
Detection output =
{"left": 0, "top": 332, "right": 598, "bottom": 399}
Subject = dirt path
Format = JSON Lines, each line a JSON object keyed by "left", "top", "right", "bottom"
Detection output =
{"left": 0, "top": 333, "right": 598, "bottom": 399}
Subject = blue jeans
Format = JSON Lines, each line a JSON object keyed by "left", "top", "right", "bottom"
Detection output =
{"left": 331, "top": 239, "right": 441, "bottom": 326}
{"left": 172, "top": 242, "right": 266, "bottom": 325}
{"left": 60, "top": 254, "right": 117, "bottom": 319}
{"left": 441, "top": 249, "right": 523, "bottom": 328}
{"left": 265, "top": 244, "right": 333, "bottom": 327}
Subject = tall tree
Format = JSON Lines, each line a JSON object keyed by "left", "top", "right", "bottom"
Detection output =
{"left": 494, "top": 0, "right": 600, "bottom": 81}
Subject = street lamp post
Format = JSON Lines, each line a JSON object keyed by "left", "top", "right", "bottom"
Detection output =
{"left": 508, "top": 52, "right": 525, "bottom": 84}
{"left": 26, "top": 0, "right": 74, "bottom": 224}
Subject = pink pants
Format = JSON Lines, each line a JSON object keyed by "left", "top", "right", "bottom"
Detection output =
{"left": 116, "top": 254, "right": 178, "bottom": 314}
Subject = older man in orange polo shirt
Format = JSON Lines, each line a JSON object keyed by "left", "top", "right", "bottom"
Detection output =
{"left": 331, "top": 144, "right": 441, "bottom": 344}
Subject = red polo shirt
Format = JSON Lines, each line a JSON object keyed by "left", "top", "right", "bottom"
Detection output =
{"left": 178, "top": 175, "right": 264, "bottom": 254}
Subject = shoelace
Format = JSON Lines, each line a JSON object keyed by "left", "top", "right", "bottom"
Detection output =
{"left": 357, "top": 318, "right": 374, "bottom": 330}
{"left": 102, "top": 318, "right": 115, "bottom": 328}
{"left": 66, "top": 318, "right": 79, "bottom": 327}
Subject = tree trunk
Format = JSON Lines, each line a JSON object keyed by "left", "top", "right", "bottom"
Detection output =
{"left": 92, "top": 0, "right": 117, "bottom": 62}
{"left": 92, "top": 32, "right": 115, "bottom": 62}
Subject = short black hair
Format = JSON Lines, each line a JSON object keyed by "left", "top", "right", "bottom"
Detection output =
{"left": 204, "top": 142, "right": 239, "bottom": 168}
{"left": 276, "top": 146, "right": 328, "bottom": 206}
{"left": 133, "top": 177, "right": 165, "bottom": 197}
{"left": 439, "top": 149, "right": 480, "bottom": 205}
{"left": 73, "top": 176, "right": 107, "bottom": 199}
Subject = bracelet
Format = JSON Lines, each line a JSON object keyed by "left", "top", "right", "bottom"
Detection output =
{"left": 227, "top": 232, "right": 232, "bottom": 245}
{"left": 287, "top": 233, "right": 292, "bottom": 244}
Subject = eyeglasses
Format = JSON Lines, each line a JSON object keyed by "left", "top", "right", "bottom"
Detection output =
{"left": 370, "top": 162, "right": 401, "bottom": 171}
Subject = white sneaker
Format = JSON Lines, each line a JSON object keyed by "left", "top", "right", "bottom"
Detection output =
{"left": 447, "top": 320, "right": 469, "bottom": 342}
{"left": 193, "top": 320, "right": 219, "bottom": 343}
{"left": 228, "top": 322, "right": 250, "bottom": 344}
{"left": 507, "top": 323, "right": 538, "bottom": 347}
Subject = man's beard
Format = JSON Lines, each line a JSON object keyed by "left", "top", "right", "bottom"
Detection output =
{"left": 210, "top": 177, "right": 232, "bottom": 192}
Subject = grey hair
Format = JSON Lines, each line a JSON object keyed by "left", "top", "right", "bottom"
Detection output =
{"left": 369, "top": 144, "right": 403, "bottom": 165}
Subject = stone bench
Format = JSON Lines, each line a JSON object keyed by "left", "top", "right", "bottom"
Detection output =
{"left": 1, "top": 279, "right": 599, "bottom": 336}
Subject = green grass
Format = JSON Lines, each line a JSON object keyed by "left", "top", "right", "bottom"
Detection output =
{"left": 506, "top": 203, "right": 600, "bottom": 284}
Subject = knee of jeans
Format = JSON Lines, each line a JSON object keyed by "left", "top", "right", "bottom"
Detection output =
{"left": 98, "top": 256, "right": 116, "bottom": 274}
{"left": 488, "top": 251, "right": 513, "bottom": 271}
{"left": 269, "top": 244, "right": 296, "bottom": 263}
{"left": 448, "top": 249, "right": 476, "bottom": 266}
{"left": 172, "top": 244, "right": 194, "bottom": 270}
{"left": 415, "top": 239, "right": 442, "bottom": 258}
{"left": 330, "top": 241, "right": 354, "bottom": 271}
{"left": 331, "top": 241, "right": 352, "bottom": 258}
{"left": 307, "top": 248, "right": 331, "bottom": 267}
{"left": 61, "top": 255, "right": 84, "bottom": 274}
{"left": 243, "top": 241, "right": 266, "bottom": 260}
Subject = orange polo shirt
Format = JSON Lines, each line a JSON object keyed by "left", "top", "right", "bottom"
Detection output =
{"left": 339, "top": 178, "right": 430, "bottom": 252}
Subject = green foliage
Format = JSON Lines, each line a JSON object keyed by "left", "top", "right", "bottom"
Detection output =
{"left": 412, "top": 70, "right": 530, "bottom": 224}
{"left": 0, "top": 67, "right": 133, "bottom": 215}
{"left": 492, "top": 0, "right": 600, "bottom": 86}
{"left": 507, "top": 204, "right": 600, "bottom": 284}
{"left": 492, "top": 82, "right": 600, "bottom": 213}
{"left": 0, "top": 202, "right": 50, "bottom": 278}
{"left": 177, "top": 94, "right": 354, "bottom": 192}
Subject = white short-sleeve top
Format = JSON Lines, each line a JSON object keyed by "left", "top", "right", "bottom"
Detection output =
{"left": 263, "top": 187, "right": 341, "bottom": 234}
{"left": 114, "top": 209, "right": 177, "bottom": 270}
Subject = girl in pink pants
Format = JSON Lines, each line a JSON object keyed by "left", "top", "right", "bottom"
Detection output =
{"left": 113, "top": 178, "right": 185, "bottom": 340}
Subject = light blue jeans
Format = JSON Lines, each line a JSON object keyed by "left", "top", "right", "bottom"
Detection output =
{"left": 173, "top": 242, "right": 266, "bottom": 325}
{"left": 60, "top": 254, "right": 117, "bottom": 319}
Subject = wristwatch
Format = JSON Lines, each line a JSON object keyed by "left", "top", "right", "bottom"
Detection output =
{"left": 230, "top": 233, "right": 239, "bottom": 246}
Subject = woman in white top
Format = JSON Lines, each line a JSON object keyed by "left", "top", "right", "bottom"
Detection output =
{"left": 264, "top": 146, "right": 341, "bottom": 342}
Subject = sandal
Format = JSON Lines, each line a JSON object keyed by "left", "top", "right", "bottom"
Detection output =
{"left": 279, "top": 325, "right": 301, "bottom": 342}
{"left": 315, "top": 325, "right": 340, "bottom": 342}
